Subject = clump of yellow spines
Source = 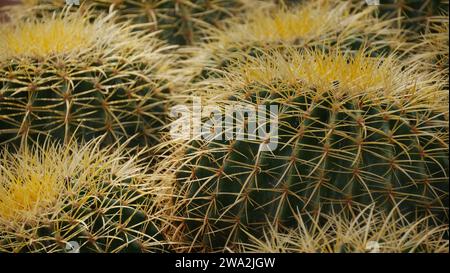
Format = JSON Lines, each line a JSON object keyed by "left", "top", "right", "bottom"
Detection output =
{"left": 209, "top": 1, "right": 385, "bottom": 45}
{"left": 1, "top": 15, "right": 94, "bottom": 58}
{"left": 0, "top": 9, "right": 174, "bottom": 64}
{"left": 193, "top": 48, "right": 448, "bottom": 109}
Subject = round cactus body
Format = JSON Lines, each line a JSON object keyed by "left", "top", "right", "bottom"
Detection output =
{"left": 0, "top": 11, "right": 175, "bottom": 148}
{"left": 163, "top": 49, "right": 449, "bottom": 251}
{"left": 0, "top": 139, "right": 169, "bottom": 253}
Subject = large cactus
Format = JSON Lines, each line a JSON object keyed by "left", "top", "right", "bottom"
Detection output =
{"left": 162, "top": 49, "right": 449, "bottom": 251}
{"left": 0, "top": 138, "right": 169, "bottom": 253}
{"left": 0, "top": 11, "right": 175, "bottom": 148}
{"left": 16, "top": 0, "right": 262, "bottom": 45}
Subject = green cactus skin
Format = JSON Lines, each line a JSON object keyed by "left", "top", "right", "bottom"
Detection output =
{"left": 0, "top": 57, "right": 167, "bottom": 148}
{"left": 92, "top": 0, "right": 250, "bottom": 45}
{"left": 170, "top": 56, "right": 449, "bottom": 251}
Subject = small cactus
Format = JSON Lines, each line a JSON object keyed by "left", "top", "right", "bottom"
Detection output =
{"left": 0, "top": 11, "right": 175, "bottom": 148}
{"left": 0, "top": 138, "right": 170, "bottom": 252}
{"left": 161, "top": 49, "right": 449, "bottom": 251}
{"left": 186, "top": 0, "right": 399, "bottom": 81}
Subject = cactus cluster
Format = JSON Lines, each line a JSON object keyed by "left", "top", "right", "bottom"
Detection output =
{"left": 160, "top": 49, "right": 449, "bottom": 251}
{"left": 0, "top": 11, "right": 175, "bottom": 148}
{"left": 0, "top": 0, "right": 448, "bottom": 254}
{"left": 0, "top": 138, "right": 169, "bottom": 252}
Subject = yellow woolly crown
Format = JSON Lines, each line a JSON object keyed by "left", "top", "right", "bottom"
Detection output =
{"left": 0, "top": 144, "right": 66, "bottom": 224}
{"left": 211, "top": 48, "right": 448, "bottom": 110}
{"left": 0, "top": 15, "right": 96, "bottom": 58}
{"left": 0, "top": 164, "right": 60, "bottom": 223}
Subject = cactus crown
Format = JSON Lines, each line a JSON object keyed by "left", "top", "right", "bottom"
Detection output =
{"left": 0, "top": 156, "right": 60, "bottom": 223}
{"left": 233, "top": 50, "right": 394, "bottom": 93}
{"left": 207, "top": 48, "right": 448, "bottom": 107}
{"left": 1, "top": 14, "right": 95, "bottom": 59}
{"left": 0, "top": 10, "right": 169, "bottom": 60}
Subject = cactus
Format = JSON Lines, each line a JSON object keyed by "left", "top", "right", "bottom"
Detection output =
{"left": 16, "top": 0, "right": 263, "bottom": 45}
{"left": 0, "top": 11, "right": 175, "bottom": 148}
{"left": 238, "top": 205, "right": 450, "bottom": 253}
{"left": 186, "top": 0, "right": 399, "bottom": 81}
{"left": 161, "top": 49, "right": 449, "bottom": 251}
{"left": 377, "top": 0, "right": 449, "bottom": 32}
{"left": 0, "top": 138, "right": 170, "bottom": 252}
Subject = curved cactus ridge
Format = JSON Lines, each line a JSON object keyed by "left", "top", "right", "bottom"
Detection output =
{"left": 0, "top": 10, "right": 176, "bottom": 148}
{"left": 161, "top": 48, "right": 449, "bottom": 251}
